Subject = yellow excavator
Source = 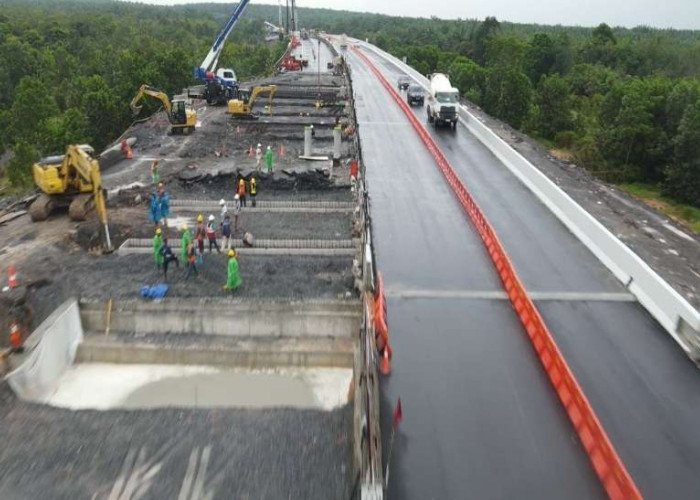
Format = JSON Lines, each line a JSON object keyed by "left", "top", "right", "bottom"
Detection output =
{"left": 130, "top": 84, "right": 197, "bottom": 134}
{"left": 227, "top": 85, "right": 277, "bottom": 118}
{"left": 30, "top": 145, "right": 112, "bottom": 251}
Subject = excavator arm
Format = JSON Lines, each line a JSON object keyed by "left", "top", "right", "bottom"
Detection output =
{"left": 249, "top": 85, "right": 277, "bottom": 114}
{"left": 63, "top": 146, "right": 112, "bottom": 251}
{"left": 130, "top": 85, "right": 173, "bottom": 118}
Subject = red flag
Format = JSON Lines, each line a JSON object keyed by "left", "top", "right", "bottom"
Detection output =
{"left": 392, "top": 398, "right": 403, "bottom": 429}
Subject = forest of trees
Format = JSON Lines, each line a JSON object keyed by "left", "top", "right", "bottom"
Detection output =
{"left": 1, "top": 1, "right": 699, "bottom": 210}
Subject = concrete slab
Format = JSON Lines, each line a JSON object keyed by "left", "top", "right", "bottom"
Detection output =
{"left": 44, "top": 363, "right": 353, "bottom": 411}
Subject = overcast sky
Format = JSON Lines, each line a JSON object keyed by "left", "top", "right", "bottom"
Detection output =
{"left": 136, "top": 0, "right": 700, "bottom": 30}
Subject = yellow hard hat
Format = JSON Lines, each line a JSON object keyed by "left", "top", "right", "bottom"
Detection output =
{"left": 156, "top": 228, "right": 162, "bottom": 235}
{"left": 228, "top": 249, "right": 236, "bottom": 257}
{"left": 197, "top": 214, "right": 203, "bottom": 222}
{"left": 182, "top": 223, "right": 188, "bottom": 231}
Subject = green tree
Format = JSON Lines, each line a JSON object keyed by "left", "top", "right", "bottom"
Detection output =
{"left": 483, "top": 68, "right": 533, "bottom": 128}
{"left": 471, "top": 16, "right": 500, "bottom": 65}
{"left": 593, "top": 23, "right": 616, "bottom": 45}
{"left": 41, "top": 108, "right": 91, "bottom": 154}
{"left": 525, "top": 33, "right": 557, "bottom": 83}
{"left": 664, "top": 102, "right": 700, "bottom": 206}
{"left": 484, "top": 36, "right": 526, "bottom": 69}
{"left": 566, "top": 63, "right": 619, "bottom": 97}
{"left": 533, "top": 74, "right": 573, "bottom": 139}
{"left": 72, "top": 75, "right": 123, "bottom": 151}
{"left": 665, "top": 80, "right": 700, "bottom": 134}
{"left": 449, "top": 58, "right": 487, "bottom": 104}
{"left": 9, "top": 76, "right": 59, "bottom": 145}
{"left": 7, "top": 141, "right": 39, "bottom": 188}
{"left": 598, "top": 77, "right": 671, "bottom": 182}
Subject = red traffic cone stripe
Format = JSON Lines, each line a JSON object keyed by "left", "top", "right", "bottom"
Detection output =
{"left": 8, "top": 265, "right": 17, "bottom": 289}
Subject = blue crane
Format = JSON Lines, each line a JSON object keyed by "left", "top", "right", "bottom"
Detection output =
{"left": 194, "top": 0, "right": 252, "bottom": 105}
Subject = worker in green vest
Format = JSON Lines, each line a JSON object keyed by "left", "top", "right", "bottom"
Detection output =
{"left": 224, "top": 249, "right": 242, "bottom": 291}
{"left": 153, "top": 227, "right": 164, "bottom": 270}
{"left": 180, "top": 223, "right": 192, "bottom": 260}
{"left": 265, "top": 145, "right": 274, "bottom": 173}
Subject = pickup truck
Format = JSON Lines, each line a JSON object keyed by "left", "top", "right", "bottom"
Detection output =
{"left": 397, "top": 75, "right": 410, "bottom": 91}
{"left": 407, "top": 85, "right": 425, "bottom": 106}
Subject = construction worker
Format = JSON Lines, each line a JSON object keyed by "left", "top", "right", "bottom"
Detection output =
{"left": 151, "top": 182, "right": 170, "bottom": 228}
{"left": 232, "top": 194, "right": 241, "bottom": 233}
{"left": 153, "top": 227, "right": 164, "bottom": 270}
{"left": 195, "top": 213, "right": 206, "bottom": 255}
{"left": 181, "top": 223, "right": 192, "bottom": 261}
{"left": 219, "top": 198, "right": 228, "bottom": 223}
{"left": 160, "top": 237, "right": 179, "bottom": 279}
{"left": 184, "top": 242, "right": 198, "bottom": 279}
{"left": 265, "top": 145, "right": 274, "bottom": 173}
{"left": 221, "top": 214, "right": 232, "bottom": 249}
{"left": 224, "top": 249, "right": 242, "bottom": 291}
{"left": 149, "top": 188, "right": 162, "bottom": 227}
{"left": 151, "top": 160, "right": 160, "bottom": 184}
{"left": 237, "top": 177, "right": 247, "bottom": 207}
{"left": 206, "top": 215, "right": 221, "bottom": 253}
{"left": 255, "top": 143, "right": 263, "bottom": 171}
{"left": 250, "top": 176, "right": 258, "bottom": 207}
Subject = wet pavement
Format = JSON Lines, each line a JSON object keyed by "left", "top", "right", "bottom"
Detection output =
{"left": 346, "top": 46, "right": 605, "bottom": 499}
{"left": 354, "top": 42, "right": 700, "bottom": 499}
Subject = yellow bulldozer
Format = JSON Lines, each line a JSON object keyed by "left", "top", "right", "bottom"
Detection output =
{"left": 227, "top": 85, "right": 277, "bottom": 118}
{"left": 130, "top": 84, "right": 197, "bottom": 134}
{"left": 30, "top": 144, "right": 112, "bottom": 251}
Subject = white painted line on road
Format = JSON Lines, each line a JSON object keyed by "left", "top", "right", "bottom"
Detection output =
{"left": 386, "top": 289, "right": 636, "bottom": 302}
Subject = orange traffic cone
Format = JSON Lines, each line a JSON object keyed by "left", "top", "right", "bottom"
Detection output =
{"left": 8, "top": 265, "right": 17, "bottom": 289}
{"left": 9, "top": 322, "right": 22, "bottom": 350}
{"left": 121, "top": 140, "right": 133, "bottom": 160}
{"left": 380, "top": 347, "right": 391, "bottom": 375}
{"left": 278, "top": 144, "right": 286, "bottom": 158}
{"left": 248, "top": 145, "right": 254, "bottom": 158}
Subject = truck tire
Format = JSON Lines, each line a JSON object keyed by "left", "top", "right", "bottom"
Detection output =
{"left": 29, "top": 194, "right": 53, "bottom": 222}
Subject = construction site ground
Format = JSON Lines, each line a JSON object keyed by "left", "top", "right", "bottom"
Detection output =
{"left": 0, "top": 38, "right": 358, "bottom": 499}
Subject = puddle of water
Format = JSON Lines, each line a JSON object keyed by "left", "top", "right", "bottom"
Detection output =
{"left": 46, "top": 363, "right": 351, "bottom": 411}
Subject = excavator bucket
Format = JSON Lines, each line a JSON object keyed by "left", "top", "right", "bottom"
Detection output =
{"left": 130, "top": 103, "right": 143, "bottom": 117}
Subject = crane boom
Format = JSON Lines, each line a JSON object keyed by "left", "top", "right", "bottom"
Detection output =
{"left": 195, "top": 0, "right": 252, "bottom": 82}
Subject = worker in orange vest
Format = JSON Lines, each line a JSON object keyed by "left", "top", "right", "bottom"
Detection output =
{"left": 250, "top": 176, "right": 258, "bottom": 207}
{"left": 237, "top": 177, "right": 247, "bottom": 207}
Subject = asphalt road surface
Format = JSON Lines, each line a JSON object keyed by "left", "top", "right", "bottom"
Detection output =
{"left": 352, "top": 43, "right": 700, "bottom": 499}
{"left": 346, "top": 46, "right": 605, "bottom": 500}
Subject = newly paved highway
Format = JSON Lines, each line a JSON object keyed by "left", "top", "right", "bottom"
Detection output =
{"left": 348, "top": 42, "right": 700, "bottom": 499}
{"left": 345, "top": 45, "right": 605, "bottom": 499}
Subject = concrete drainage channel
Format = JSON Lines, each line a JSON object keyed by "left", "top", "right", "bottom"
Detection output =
{"left": 6, "top": 297, "right": 360, "bottom": 411}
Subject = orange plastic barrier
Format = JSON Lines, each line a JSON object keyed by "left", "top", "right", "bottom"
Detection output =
{"left": 374, "top": 272, "right": 389, "bottom": 343}
{"left": 352, "top": 45, "right": 643, "bottom": 500}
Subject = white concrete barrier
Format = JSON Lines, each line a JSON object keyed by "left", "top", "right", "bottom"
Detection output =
{"left": 355, "top": 40, "right": 700, "bottom": 359}
{"left": 5, "top": 298, "right": 83, "bottom": 401}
